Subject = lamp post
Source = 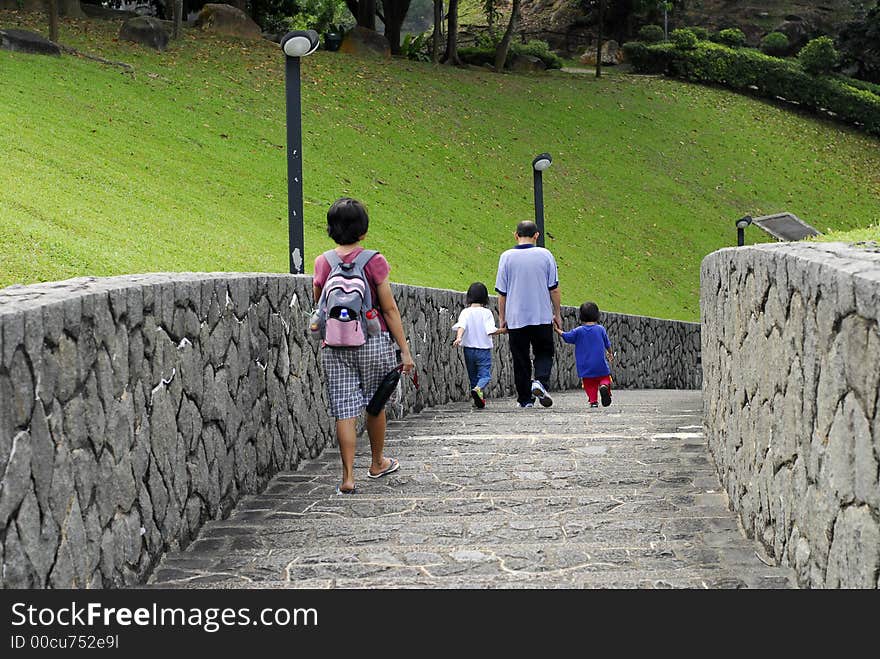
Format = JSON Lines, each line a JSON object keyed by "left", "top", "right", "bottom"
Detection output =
{"left": 281, "top": 30, "right": 320, "bottom": 274}
{"left": 532, "top": 153, "right": 552, "bottom": 248}
{"left": 736, "top": 215, "right": 753, "bottom": 246}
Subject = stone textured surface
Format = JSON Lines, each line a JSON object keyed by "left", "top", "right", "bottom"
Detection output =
{"left": 148, "top": 390, "right": 794, "bottom": 589}
{"left": 701, "top": 242, "right": 880, "bottom": 589}
{"left": 0, "top": 273, "right": 699, "bottom": 588}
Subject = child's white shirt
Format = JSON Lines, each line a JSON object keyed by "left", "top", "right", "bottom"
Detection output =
{"left": 452, "top": 306, "right": 497, "bottom": 349}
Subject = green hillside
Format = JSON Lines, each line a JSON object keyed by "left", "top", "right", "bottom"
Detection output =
{"left": 1, "top": 12, "right": 879, "bottom": 321}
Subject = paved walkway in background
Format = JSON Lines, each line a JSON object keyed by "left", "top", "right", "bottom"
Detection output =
{"left": 148, "top": 390, "right": 796, "bottom": 589}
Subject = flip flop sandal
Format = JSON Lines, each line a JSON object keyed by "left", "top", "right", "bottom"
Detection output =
{"left": 367, "top": 457, "right": 400, "bottom": 479}
{"left": 335, "top": 485, "right": 357, "bottom": 495}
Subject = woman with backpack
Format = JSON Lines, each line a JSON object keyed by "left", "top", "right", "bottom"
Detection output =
{"left": 312, "top": 197, "right": 415, "bottom": 495}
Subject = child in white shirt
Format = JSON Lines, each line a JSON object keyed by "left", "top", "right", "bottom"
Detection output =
{"left": 452, "top": 282, "right": 506, "bottom": 408}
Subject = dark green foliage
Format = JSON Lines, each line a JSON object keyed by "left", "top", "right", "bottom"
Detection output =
{"left": 671, "top": 28, "right": 698, "bottom": 50}
{"left": 622, "top": 41, "right": 668, "bottom": 72}
{"left": 687, "top": 26, "right": 709, "bottom": 41}
{"left": 798, "top": 36, "right": 839, "bottom": 75}
{"left": 458, "top": 39, "right": 563, "bottom": 70}
{"left": 511, "top": 39, "right": 564, "bottom": 69}
{"left": 401, "top": 32, "right": 430, "bottom": 61}
{"left": 458, "top": 46, "right": 495, "bottom": 66}
{"left": 714, "top": 28, "right": 747, "bottom": 48}
{"left": 760, "top": 31, "right": 790, "bottom": 56}
{"left": 838, "top": 1, "right": 880, "bottom": 84}
{"left": 639, "top": 24, "right": 665, "bottom": 43}
{"left": 624, "top": 41, "right": 880, "bottom": 135}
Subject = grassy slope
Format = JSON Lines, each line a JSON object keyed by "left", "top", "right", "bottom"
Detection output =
{"left": 1, "top": 12, "right": 879, "bottom": 321}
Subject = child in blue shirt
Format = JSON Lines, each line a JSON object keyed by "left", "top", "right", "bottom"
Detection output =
{"left": 554, "top": 301, "right": 614, "bottom": 408}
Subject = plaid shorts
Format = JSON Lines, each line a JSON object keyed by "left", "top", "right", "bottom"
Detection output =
{"left": 321, "top": 332, "right": 398, "bottom": 419}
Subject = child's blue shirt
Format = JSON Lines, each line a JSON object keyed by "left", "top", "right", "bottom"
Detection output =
{"left": 561, "top": 324, "right": 611, "bottom": 378}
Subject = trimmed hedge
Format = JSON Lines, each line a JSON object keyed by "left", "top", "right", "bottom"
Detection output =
{"left": 621, "top": 41, "right": 880, "bottom": 135}
{"left": 639, "top": 24, "right": 665, "bottom": 43}
{"left": 457, "top": 42, "right": 564, "bottom": 70}
{"left": 671, "top": 28, "right": 699, "bottom": 50}
{"left": 760, "top": 31, "right": 790, "bottom": 56}
{"left": 714, "top": 28, "right": 747, "bottom": 48}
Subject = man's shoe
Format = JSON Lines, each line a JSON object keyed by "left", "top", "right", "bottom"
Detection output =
{"left": 531, "top": 380, "right": 553, "bottom": 407}
{"left": 599, "top": 385, "right": 612, "bottom": 407}
{"left": 519, "top": 401, "right": 535, "bottom": 408}
{"left": 471, "top": 386, "right": 486, "bottom": 409}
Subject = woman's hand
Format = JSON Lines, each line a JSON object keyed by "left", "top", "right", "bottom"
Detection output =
{"left": 400, "top": 349, "right": 415, "bottom": 374}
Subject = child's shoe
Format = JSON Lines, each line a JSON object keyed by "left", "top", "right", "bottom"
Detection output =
{"left": 471, "top": 386, "right": 486, "bottom": 409}
{"left": 599, "top": 384, "right": 612, "bottom": 407}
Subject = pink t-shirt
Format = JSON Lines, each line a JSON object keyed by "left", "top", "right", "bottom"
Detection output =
{"left": 313, "top": 247, "right": 391, "bottom": 331}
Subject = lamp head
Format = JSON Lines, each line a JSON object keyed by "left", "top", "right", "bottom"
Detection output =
{"left": 736, "top": 215, "right": 753, "bottom": 230}
{"left": 532, "top": 153, "right": 552, "bottom": 172}
{"left": 281, "top": 30, "right": 320, "bottom": 58}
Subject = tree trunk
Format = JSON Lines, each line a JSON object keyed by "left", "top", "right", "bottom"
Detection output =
{"left": 172, "top": 0, "right": 182, "bottom": 40}
{"left": 383, "top": 0, "right": 411, "bottom": 55}
{"left": 432, "top": 0, "right": 442, "bottom": 63}
{"left": 345, "top": 0, "right": 377, "bottom": 30}
{"left": 47, "top": 0, "right": 58, "bottom": 42}
{"left": 493, "top": 0, "right": 520, "bottom": 72}
{"left": 444, "top": 0, "right": 460, "bottom": 64}
{"left": 595, "top": 0, "right": 604, "bottom": 78}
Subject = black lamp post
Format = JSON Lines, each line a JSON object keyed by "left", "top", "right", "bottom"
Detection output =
{"left": 736, "top": 215, "right": 753, "bottom": 246}
{"left": 281, "top": 30, "right": 320, "bottom": 274}
{"left": 532, "top": 153, "right": 552, "bottom": 248}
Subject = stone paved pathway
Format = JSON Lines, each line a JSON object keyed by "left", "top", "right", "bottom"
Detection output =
{"left": 148, "top": 390, "right": 796, "bottom": 588}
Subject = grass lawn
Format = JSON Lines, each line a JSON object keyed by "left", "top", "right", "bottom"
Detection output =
{"left": 1, "top": 12, "right": 879, "bottom": 321}
{"left": 814, "top": 225, "right": 880, "bottom": 244}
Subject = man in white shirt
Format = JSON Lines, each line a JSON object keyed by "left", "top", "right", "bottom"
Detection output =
{"left": 494, "top": 221, "right": 563, "bottom": 408}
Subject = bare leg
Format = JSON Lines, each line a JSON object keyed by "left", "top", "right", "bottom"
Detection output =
{"left": 366, "top": 410, "right": 392, "bottom": 475}
{"left": 336, "top": 417, "right": 357, "bottom": 492}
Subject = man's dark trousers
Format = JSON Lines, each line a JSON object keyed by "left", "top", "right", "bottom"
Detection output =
{"left": 507, "top": 324, "right": 554, "bottom": 405}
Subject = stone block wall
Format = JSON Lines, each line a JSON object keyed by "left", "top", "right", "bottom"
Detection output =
{"left": 0, "top": 273, "right": 699, "bottom": 588}
{"left": 701, "top": 242, "right": 880, "bottom": 588}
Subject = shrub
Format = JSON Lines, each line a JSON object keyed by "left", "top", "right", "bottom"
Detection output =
{"left": 687, "top": 26, "right": 709, "bottom": 41}
{"left": 715, "top": 28, "right": 747, "bottom": 48}
{"left": 639, "top": 24, "right": 665, "bottom": 43}
{"left": 671, "top": 28, "right": 699, "bottom": 50}
{"left": 624, "top": 41, "right": 880, "bottom": 135}
{"left": 798, "top": 36, "right": 839, "bottom": 75}
{"left": 760, "top": 31, "right": 790, "bottom": 56}
{"left": 510, "top": 39, "right": 564, "bottom": 69}
{"left": 401, "top": 32, "right": 430, "bottom": 62}
{"left": 622, "top": 41, "right": 673, "bottom": 74}
{"left": 458, "top": 46, "right": 496, "bottom": 67}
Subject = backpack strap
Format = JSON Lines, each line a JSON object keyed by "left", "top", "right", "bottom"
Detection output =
{"left": 322, "top": 249, "right": 343, "bottom": 269}
{"left": 351, "top": 249, "right": 378, "bottom": 270}
{"left": 350, "top": 249, "right": 379, "bottom": 310}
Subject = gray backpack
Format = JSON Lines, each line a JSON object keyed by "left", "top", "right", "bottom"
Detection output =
{"left": 312, "top": 249, "right": 381, "bottom": 347}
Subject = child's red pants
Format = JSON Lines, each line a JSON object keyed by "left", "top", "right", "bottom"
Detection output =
{"left": 581, "top": 375, "right": 612, "bottom": 403}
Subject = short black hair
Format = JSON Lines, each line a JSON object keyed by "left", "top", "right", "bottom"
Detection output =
{"left": 579, "top": 301, "right": 600, "bottom": 323}
{"left": 465, "top": 282, "right": 489, "bottom": 306}
{"left": 516, "top": 220, "right": 539, "bottom": 238}
{"left": 326, "top": 197, "right": 369, "bottom": 245}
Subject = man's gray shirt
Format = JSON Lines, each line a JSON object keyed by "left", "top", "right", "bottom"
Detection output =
{"left": 494, "top": 244, "right": 559, "bottom": 329}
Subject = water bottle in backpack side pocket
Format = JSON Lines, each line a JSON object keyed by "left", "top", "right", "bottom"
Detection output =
{"left": 365, "top": 308, "right": 381, "bottom": 335}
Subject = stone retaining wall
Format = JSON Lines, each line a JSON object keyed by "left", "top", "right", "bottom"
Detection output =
{"left": 701, "top": 242, "right": 880, "bottom": 588}
{"left": 0, "top": 273, "right": 699, "bottom": 588}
